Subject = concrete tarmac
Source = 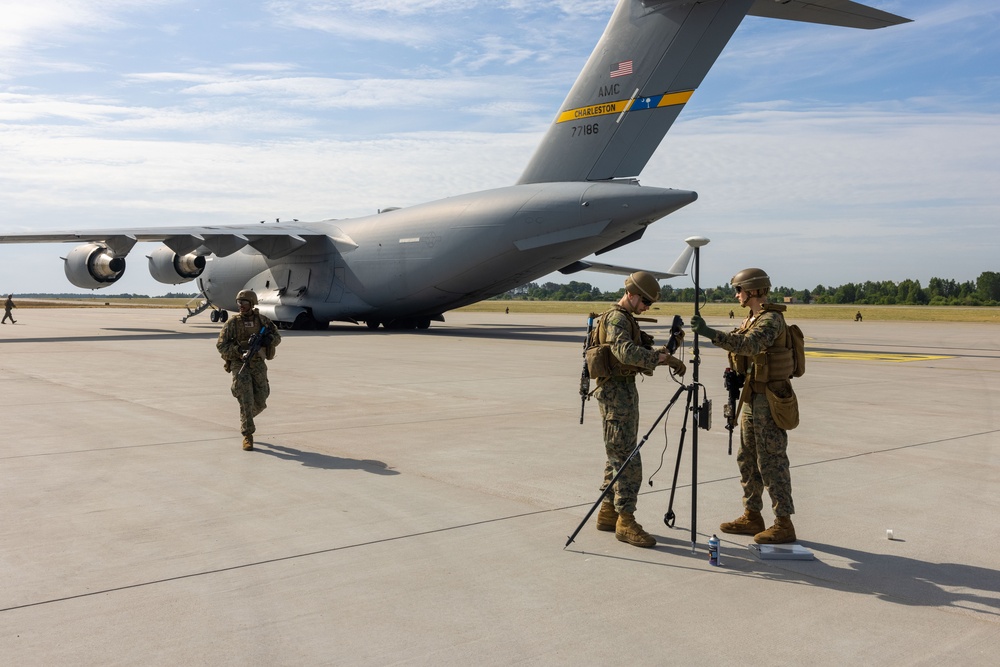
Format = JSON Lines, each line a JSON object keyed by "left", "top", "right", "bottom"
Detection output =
{"left": 1, "top": 308, "right": 998, "bottom": 665}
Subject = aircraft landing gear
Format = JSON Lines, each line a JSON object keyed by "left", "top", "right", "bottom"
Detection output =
{"left": 366, "top": 320, "right": 381, "bottom": 330}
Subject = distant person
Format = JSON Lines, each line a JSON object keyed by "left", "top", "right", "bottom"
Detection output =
{"left": 729, "top": 310, "right": 734, "bottom": 319}
{"left": 217, "top": 290, "right": 281, "bottom": 451}
{"left": 591, "top": 272, "right": 686, "bottom": 548}
{"left": 691, "top": 268, "right": 799, "bottom": 545}
{"left": 505, "top": 307, "right": 509, "bottom": 314}
{"left": 855, "top": 311, "right": 863, "bottom": 322}
{"left": 2, "top": 294, "right": 16, "bottom": 324}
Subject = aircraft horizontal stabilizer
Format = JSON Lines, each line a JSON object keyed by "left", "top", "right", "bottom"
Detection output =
{"left": 559, "top": 259, "right": 683, "bottom": 281}
{"left": 748, "top": 0, "right": 911, "bottom": 29}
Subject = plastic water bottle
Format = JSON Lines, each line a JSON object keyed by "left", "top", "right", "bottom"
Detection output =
{"left": 708, "top": 534, "right": 720, "bottom": 566}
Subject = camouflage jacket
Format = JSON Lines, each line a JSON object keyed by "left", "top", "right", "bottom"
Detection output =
{"left": 599, "top": 305, "right": 660, "bottom": 376}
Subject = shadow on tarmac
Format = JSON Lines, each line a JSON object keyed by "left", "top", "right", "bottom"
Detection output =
{"left": 253, "top": 442, "right": 400, "bottom": 475}
{"left": 571, "top": 532, "right": 1000, "bottom": 619}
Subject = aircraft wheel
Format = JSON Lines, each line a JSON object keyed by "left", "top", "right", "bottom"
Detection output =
{"left": 292, "top": 312, "right": 319, "bottom": 330}
{"left": 220, "top": 310, "right": 229, "bottom": 322}
{"left": 366, "top": 320, "right": 381, "bottom": 330}
{"left": 416, "top": 318, "right": 431, "bottom": 330}
{"left": 210, "top": 310, "right": 219, "bottom": 323}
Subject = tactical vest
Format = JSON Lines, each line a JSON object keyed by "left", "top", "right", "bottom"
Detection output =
{"left": 730, "top": 303, "right": 794, "bottom": 387}
{"left": 234, "top": 312, "right": 263, "bottom": 348}
{"left": 592, "top": 305, "right": 647, "bottom": 378}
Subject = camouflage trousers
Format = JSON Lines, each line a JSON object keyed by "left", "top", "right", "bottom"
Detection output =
{"left": 738, "top": 391, "right": 795, "bottom": 516}
{"left": 596, "top": 378, "right": 643, "bottom": 514}
{"left": 231, "top": 361, "right": 270, "bottom": 437}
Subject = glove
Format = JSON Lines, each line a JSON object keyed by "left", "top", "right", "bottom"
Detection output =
{"left": 666, "top": 355, "right": 686, "bottom": 377}
{"left": 657, "top": 347, "right": 686, "bottom": 376}
{"left": 690, "top": 315, "right": 718, "bottom": 340}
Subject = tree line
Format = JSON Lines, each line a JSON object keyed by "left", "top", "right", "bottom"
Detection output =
{"left": 492, "top": 272, "right": 1000, "bottom": 306}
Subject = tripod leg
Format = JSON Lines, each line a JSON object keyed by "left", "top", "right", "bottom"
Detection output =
{"left": 565, "top": 384, "right": 688, "bottom": 548}
{"left": 663, "top": 387, "right": 694, "bottom": 528}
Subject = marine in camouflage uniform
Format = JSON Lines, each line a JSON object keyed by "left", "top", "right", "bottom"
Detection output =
{"left": 217, "top": 289, "right": 281, "bottom": 451}
{"left": 593, "top": 272, "right": 686, "bottom": 548}
{"left": 692, "top": 268, "right": 798, "bottom": 544}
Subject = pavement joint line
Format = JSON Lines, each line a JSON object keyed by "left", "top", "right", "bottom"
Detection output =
{"left": 0, "top": 508, "right": 562, "bottom": 615}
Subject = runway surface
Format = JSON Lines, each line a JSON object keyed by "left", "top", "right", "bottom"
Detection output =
{"left": 1, "top": 308, "right": 998, "bottom": 665}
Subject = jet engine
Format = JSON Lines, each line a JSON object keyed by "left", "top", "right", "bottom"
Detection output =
{"left": 147, "top": 246, "right": 206, "bottom": 285}
{"left": 63, "top": 243, "right": 126, "bottom": 289}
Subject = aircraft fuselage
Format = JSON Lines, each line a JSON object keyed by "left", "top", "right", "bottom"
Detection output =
{"left": 199, "top": 180, "right": 696, "bottom": 326}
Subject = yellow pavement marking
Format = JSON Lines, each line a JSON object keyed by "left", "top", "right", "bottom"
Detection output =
{"left": 807, "top": 351, "right": 953, "bottom": 363}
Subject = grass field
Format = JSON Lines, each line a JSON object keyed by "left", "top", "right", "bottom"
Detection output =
{"left": 12, "top": 297, "right": 1000, "bottom": 322}
{"left": 458, "top": 300, "right": 1000, "bottom": 323}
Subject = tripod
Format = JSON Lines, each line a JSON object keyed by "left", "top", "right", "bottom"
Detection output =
{"left": 662, "top": 237, "right": 711, "bottom": 550}
{"left": 564, "top": 378, "right": 699, "bottom": 548}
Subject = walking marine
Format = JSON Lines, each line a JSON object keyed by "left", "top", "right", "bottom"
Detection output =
{"left": 2, "top": 294, "right": 15, "bottom": 324}
{"left": 590, "top": 271, "right": 686, "bottom": 548}
{"left": 692, "top": 268, "right": 800, "bottom": 545}
{"left": 217, "top": 290, "right": 281, "bottom": 451}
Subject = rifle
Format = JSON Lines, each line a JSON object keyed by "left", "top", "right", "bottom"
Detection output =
{"left": 238, "top": 325, "right": 269, "bottom": 376}
{"left": 579, "top": 313, "right": 598, "bottom": 424}
{"left": 722, "top": 367, "right": 745, "bottom": 455}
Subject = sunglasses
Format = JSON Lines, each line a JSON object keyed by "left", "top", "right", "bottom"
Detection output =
{"left": 640, "top": 296, "right": 653, "bottom": 307}
{"left": 734, "top": 285, "right": 742, "bottom": 294}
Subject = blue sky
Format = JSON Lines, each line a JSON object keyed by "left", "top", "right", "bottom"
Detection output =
{"left": 0, "top": 0, "right": 997, "bottom": 296}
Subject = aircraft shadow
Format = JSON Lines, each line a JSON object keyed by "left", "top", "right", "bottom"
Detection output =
{"left": 253, "top": 442, "right": 399, "bottom": 475}
{"left": 321, "top": 323, "right": 681, "bottom": 345}
{"left": 0, "top": 329, "right": 219, "bottom": 345}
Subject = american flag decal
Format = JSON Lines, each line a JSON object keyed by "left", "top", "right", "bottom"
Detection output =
{"left": 610, "top": 60, "right": 633, "bottom": 78}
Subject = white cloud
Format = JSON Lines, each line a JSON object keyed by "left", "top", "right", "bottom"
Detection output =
{"left": 0, "top": 0, "right": 997, "bottom": 296}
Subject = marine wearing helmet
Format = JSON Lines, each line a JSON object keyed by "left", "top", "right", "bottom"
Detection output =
{"left": 624, "top": 271, "right": 661, "bottom": 304}
{"left": 730, "top": 268, "right": 771, "bottom": 297}
{"left": 236, "top": 289, "right": 258, "bottom": 307}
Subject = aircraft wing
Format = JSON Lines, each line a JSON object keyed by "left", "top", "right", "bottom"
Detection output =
{"left": 747, "top": 0, "right": 912, "bottom": 29}
{"left": 0, "top": 224, "right": 358, "bottom": 259}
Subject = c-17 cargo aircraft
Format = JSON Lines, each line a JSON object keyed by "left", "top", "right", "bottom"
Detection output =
{"left": 0, "top": 0, "right": 909, "bottom": 330}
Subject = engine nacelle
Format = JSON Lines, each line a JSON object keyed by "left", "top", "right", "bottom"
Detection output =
{"left": 63, "top": 243, "right": 126, "bottom": 289}
{"left": 147, "top": 246, "right": 206, "bottom": 285}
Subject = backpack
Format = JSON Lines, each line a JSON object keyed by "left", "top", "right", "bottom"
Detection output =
{"left": 584, "top": 313, "right": 614, "bottom": 378}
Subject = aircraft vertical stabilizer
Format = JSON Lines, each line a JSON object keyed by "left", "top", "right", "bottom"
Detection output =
{"left": 518, "top": 0, "right": 756, "bottom": 185}
{"left": 517, "top": 0, "right": 910, "bottom": 186}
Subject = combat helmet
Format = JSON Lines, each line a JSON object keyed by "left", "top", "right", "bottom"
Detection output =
{"left": 625, "top": 271, "right": 660, "bottom": 303}
{"left": 236, "top": 289, "right": 258, "bottom": 306}
{"left": 730, "top": 268, "right": 771, "bottom": 294}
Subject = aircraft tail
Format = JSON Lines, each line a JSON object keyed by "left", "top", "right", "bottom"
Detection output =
{"left": 517, "top": 0, "right": 910, "bottom": 185}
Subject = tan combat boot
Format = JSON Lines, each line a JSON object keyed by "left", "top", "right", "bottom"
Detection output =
{"left": 242, "top": 435, "right": 254, "bottom": 451}
{"left": 615, "top": 512, "right": 656, "bottom": 548}
{"left": 719, "top": 509, "right": 765, "bottom": 536}
{"left": 596, "top": 500, "right": 618, "bottom": 532}
{"left": 754, "top": 516, "right": 796, "bottom": 544}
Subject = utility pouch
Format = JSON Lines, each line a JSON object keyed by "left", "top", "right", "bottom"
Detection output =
{"left": 223, "top": 359, "right": 232, "bottom": 373}
{"left": 765, "top": 382, "right": 799, "bottom": 430}
{"left": 585, "top": 344, "right": 615, "bottom": 379}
